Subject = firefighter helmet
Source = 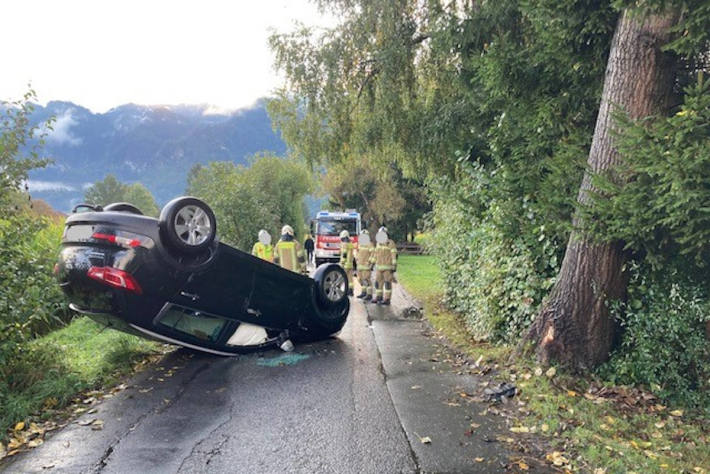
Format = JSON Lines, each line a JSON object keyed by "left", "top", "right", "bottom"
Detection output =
{"left": 258, "top": 229, "right": 271, "bottom": 245}
{"left": 339, "top": 230, "right": 350, "bottom": 240}
{"left": 281, "top": 225, "right": 294, "bottom": 236}
{"left": 359, "top": 230, "right": 371, "bottom": 246}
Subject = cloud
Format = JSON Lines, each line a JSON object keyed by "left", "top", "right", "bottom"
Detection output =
{"left": 26, "top": 180, "right": 77, "bottom": 192}
{"left": 45, "top": 109, "right": 83, "bottom": 146}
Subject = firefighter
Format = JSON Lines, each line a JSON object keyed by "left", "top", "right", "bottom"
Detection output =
{"left": 339, "top": 229, "right": 355, "bottom": 296}
{"left": 251, "top": 229, "right": 274, "bottom": 262}
{"left": 355, "top": 229, "right": 374, "bottom": 300}
{"left": 373, "top": 227, "right": 397, "bottom": 305}
{"left": 274, "top": 225, "right": 307, "bottom": 274}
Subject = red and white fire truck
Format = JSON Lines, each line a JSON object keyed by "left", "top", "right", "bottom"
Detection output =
{"left": 312, "top": 210, "right": 361, "bottom": 267}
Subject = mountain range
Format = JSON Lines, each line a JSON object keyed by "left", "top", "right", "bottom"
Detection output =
{"left": 25, "top": 100, "right": 287, "bottom": 212}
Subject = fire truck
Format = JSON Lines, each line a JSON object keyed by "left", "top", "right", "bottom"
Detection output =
{"left": 312, "top": 210, "right": 362, "bottom": 267}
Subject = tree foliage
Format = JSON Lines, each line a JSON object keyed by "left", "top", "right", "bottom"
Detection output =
{"left": 186, "top": 154, "right": 314, "bottom": 250}
{"left": 321, "top": 155, "right": 428, "bottom": 240}
{"left": 1, "top": 89, "right": 52, "bottom": 210}
{"left": 84, "top": 175, "right": 160, "bottom": 217}
{"left": 271, "top": 0, "right": 710, "bottom": 403}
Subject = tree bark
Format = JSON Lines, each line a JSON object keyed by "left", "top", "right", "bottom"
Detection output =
{"left": 521, "top": 8, "right": 680, "bottom": 371}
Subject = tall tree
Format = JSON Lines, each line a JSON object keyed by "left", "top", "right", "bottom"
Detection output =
{"left": 84, "top": 175, "right": 160, "bottom": 217}
{"left": 522, "top": 6, "right": 681, "bottom": 370}
{"left": 84, "top": 174, "right": 126, "bottom": 206}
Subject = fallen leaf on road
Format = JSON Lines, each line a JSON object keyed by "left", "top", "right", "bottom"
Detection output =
{"left": 77, "top": 418, "right": 97, "bottom": 426}
{"left": 545, "top": 451, "right": 569, "bottom": 467}
{"left": 215, "top": 387, "right": 227, "bottom": 393}
{"left": 27, "top": 439, "right": 43, "bottom": 448}
{"left": 87, "top": 408, "right": 98, "bottom": 415}
{"left": 91, "top": 420, "right": 104, "bottom": 431}
{"left": 138, "top": 387, "right": 153, "bottom": 393}
{"left": 411, "top": 385, "right": 422, "bottom": 390}
{"left": 420, "top": 436, "right": 432, "bottom": 444}
{"left": 41, "top": 464, "right": 55, "bottom": 470}
{"left": 517, "top": 460, "right": 530, "bottom": 470}
{"left": 475, "top": 457, "right": 484, "bottom": 462}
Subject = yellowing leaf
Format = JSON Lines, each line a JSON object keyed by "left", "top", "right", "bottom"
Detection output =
{"left": 510, "top": 426, "right": 530, "bottom": 433}
{"left": 670, "top": 409, "right": 683, "bottom": 417}
{"left": 545, "top": 367, "right": 556, "bottom": 378}
{"left": 518, "top": 461, "right": 529, "bottom": 470}
{"left": 541, "top": 423, "right": 549, "bottom": 432}
{"left": 567, "top": 390, "right": 578, "bottom": 397}
{"left": 655, "top": 421, "right": 666, "bottom": 429}
{"left": 605, "top": 416, "right": 616, "bottom": 425}
{"left": 475, "top": 457, "right": 484, "bottom": 463}
{"left": 27, "top": 439, "right": 43, "bottom": 448}
{"left": 420, "top": 436, "right": 432, "bottom": 444}
{"left": 534, "top": 367, "right": 543, "bottom": 376}
{"left": 0, "top": 442, "right": 6, "bottom": 460}
{"left": 14, "top": 422, "right": 25, "bottom": 431}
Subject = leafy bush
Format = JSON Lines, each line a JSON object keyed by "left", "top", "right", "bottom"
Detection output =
{"left": 601, "top": 262, "right": 710, "bottom": 409}
{"left": 0, "top": 214, "right": 71, "bottom": 381}
{"left": 428, "top": 174, "right": 562, "bottom": 342}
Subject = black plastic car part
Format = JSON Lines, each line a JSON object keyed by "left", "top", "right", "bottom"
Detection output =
{"left": 159, "top": 196, "right": 217, "bottom": 254}
{"left": 104, "top": 202, "right": 144, "bottom": 215}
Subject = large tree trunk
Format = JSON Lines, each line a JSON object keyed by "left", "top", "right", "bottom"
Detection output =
{"left": 522, "top": 8, "right": 680, "bottom": 371}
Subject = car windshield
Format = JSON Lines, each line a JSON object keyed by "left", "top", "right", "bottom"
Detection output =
{"left": 317, "top": 220, "right": 357, "bottom": 236}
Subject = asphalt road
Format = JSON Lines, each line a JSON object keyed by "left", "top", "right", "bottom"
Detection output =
{"left": 3, "top": 287, "right": 525, "bottom": 474}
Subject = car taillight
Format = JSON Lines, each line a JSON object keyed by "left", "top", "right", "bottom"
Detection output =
{"left": 92, "top": 232, "right": 144, "bottom": 248}
{"left": 87, "top": 266, "right": 142, "bottom": 294}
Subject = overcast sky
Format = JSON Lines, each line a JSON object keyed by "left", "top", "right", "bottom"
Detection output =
{"left": 1, "top": 0, "right": 334, "bottom": 113}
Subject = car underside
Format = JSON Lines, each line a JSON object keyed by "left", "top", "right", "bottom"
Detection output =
{"left": 56, "top": 197, "right": 350, "bottom": 355}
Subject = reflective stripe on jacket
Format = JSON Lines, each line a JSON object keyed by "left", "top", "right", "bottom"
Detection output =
{"left": 251, "top": 242, "right": 274, "bottom": 262}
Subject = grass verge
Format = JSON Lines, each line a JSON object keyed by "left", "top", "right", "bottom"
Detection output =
{"left": 1, "top": 317, "right": 165, "bottom": 448}
{"left": 397, "top": 255, "right": 709, "bottom": 474}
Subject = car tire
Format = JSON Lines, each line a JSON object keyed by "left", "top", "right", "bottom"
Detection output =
{"left": 313, "top": 263, "right": 348, "bottom": 308}
{"left": 159, "top": 197, "right": 216, "bottom": 254}
{"left": 104, "top": 202, "right": 143, "bottom": 215}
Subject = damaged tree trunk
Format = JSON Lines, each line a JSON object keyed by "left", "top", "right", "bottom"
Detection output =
{"left": 522, "top": 8, "right": 680, "bottom": 371}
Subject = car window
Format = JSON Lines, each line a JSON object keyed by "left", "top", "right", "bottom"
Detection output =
{"left": 158, "top": 304, "right": 227, "bottom": 342}
{"left": 317, "top": 220, "right": 358, "bottom": 236}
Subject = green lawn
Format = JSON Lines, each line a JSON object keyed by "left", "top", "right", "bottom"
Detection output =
{"left": 1, "top": 317, "right": 165, "bottom": 443}
{"left": 396, "top": 255, "right": 710, "bottom": 474}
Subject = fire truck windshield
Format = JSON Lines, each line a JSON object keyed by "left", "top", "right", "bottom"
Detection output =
{"left": 317, "top": 220, "right": 357, "bottom": 236}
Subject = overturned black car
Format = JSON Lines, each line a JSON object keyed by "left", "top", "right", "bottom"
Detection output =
{"left": 55, "top": 197, "right": 350, "bottom": 355}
